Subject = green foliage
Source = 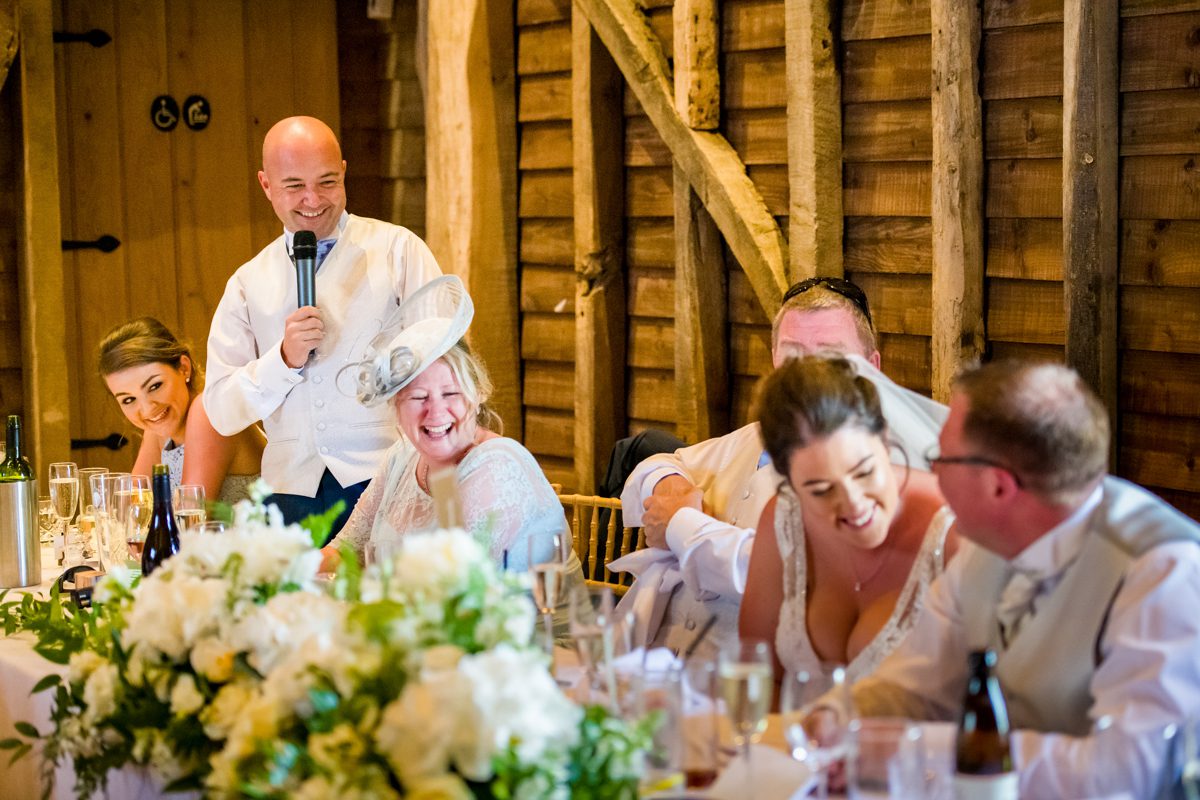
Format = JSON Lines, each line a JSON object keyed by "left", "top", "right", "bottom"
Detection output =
{"left": 299, "top": 500, "right": 346, "bottom": 549}
{"left": 567, "top": 706, "right": 658, "bottom": 800}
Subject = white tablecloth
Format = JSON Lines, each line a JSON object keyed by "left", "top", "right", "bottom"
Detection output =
{"left": 0, "top": 549, "right": 172, "bottom": 799}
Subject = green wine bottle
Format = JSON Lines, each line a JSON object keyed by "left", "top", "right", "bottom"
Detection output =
{"left": 0, "top": 415, "right": 34, "bottom": 482}
{"left": 141, "top": 464, "right": 180, "bottom": 576}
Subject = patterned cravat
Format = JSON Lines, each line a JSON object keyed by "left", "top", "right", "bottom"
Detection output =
{"left": 316, "top": 238, "right": 336, "bottom": 266}
{"left": 996, "top": 570, "right": 1042, "bottom": 647}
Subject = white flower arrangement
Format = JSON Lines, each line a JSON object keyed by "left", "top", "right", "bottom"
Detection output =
{"left": 0, "top": 494, "right": 654, "bottom": 799}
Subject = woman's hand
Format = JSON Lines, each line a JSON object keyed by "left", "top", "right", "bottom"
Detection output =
{"left": 318, "top": 546, "right": 342, "bottom": 573}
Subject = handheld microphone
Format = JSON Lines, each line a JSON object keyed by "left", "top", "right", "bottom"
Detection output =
{"left": 293, "top": 230, "right": 317, "bottom": 309}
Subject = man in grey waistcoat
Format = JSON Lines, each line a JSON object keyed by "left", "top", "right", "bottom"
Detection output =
{"left": 838, "top": 360, "right": 1200, "bottom": 798}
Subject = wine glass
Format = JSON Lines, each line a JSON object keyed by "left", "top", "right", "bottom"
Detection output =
{"left": 114, "top": 474, "right": 152, "bottom": 561}
{"left": 172, "top": 484, "right": 206, "bottom": 532}
{"left": 847, "top": 718, "right": 925, "bottom": 800}
{"left": 78, "top": 467, "right": 109, "bottom": 509}
{"left": 529, "top": 530, "right": 571, "bottom": 655}
{"left": 48, "top": 461, "right": 80, "bottom": 535}
{"left": 569, "top": 584, "right": 630, "bottom": 703}
{"left": 718, "top": 638, "right": 773, "bottom": 788}
{"left": 781, "top": 666, "right": 851, "bottom": 798}
{"left": 92, "top": 472, "right": 129, "bottom": 566}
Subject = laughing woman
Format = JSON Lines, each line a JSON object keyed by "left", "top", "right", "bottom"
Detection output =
{"left": 322, "top": 276, "right": 580, "bottom": 580}
{"left": 99, "top": 317, "right": 265, "bottom": 502}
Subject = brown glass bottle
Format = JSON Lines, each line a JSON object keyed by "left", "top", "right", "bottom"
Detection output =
{"left": 954, "top": 649, "right": 1018, "bottom": 799}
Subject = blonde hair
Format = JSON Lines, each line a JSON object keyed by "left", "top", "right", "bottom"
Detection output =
{"left": 438, "top": 340, "right": 503, "bottom": 434}
{"left": 98, "top": 317, "right": 202, "bottom": 394}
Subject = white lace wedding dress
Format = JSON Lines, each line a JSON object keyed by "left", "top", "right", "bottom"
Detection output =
{"left": 774, "top": 484, "right": 954, "bottom": 692}
{"left": 333, "top": 436, "right": 574, "bottom": 572}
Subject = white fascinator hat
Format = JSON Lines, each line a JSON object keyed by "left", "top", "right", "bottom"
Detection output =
{"left": 346, "top": 274, "right": 475, "bottom": 407}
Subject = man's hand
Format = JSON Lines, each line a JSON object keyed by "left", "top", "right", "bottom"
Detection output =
{"left": 282, "top": 306, "right": 324, "bottom": 368}
{"left": 641, "top": 474, "right": 704, "bottom": 549}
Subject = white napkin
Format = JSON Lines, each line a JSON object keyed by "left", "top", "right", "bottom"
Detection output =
{"left": 643, "top": 744, "right": 814, "bottom": 800}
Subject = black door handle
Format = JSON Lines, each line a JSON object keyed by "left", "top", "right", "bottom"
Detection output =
{"left": 71, "top": 433, "right": 129, "bottom": 451}
{"left": 62, "top": 235, "right": 121, "bottom": 253}
{"left": 52, "top": 29, "right": 112, "bottom": 47}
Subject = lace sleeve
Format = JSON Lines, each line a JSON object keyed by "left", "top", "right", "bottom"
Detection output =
{"left": 457, "top": 440, "right": 565, "bottom": 570}
{"left": 330, "top": 452, "right": 391, "bottom": 557}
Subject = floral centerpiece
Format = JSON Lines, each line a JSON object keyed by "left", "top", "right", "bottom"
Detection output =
{"left": 0, "top": 486, "right": 653, "bottom": 799}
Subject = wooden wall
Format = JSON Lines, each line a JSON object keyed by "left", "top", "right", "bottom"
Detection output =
{"left": 0, "top": 71, "right": 24, "bottom": 423}
{"left": 337, "top": 0, "right": 427, "bottom": 237}
{"left": 516, "top": 0, "right": 1200, "bottom": 518}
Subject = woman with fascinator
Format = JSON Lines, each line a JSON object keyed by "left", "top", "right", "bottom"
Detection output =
{"left": 322, "top": 276, "right": 583, "bottom": 588}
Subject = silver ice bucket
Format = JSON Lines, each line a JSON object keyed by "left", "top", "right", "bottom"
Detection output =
{"left": 0, "top": 479, "right": 41, "bottom": 589}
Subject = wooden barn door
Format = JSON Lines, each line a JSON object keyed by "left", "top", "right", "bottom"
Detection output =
{"left": 53, "top": 0, "right": 339, "bottom": 471}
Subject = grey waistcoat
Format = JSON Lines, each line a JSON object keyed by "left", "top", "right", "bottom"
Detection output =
{"left": 960, "top": 476, "right": 1200, "bottom": 736}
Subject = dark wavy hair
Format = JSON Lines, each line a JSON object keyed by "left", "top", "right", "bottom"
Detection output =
{"left": 754, "top": 356, "right": 887, "bottom": 476}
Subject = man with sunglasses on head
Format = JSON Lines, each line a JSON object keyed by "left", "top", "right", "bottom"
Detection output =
{"left": 813, "top": 360, "right": 1200, "bottom": 797}
{"left": 614, "top": 277, "right": 948, "bottom": 659}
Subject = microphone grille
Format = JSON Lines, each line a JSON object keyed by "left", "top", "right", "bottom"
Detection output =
{"left": 294, "top": 230, "right": 317, "bottom": 256}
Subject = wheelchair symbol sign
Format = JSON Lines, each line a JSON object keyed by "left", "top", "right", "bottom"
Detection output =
{"left": 150, "top": 95, "right": 179, "bottom": 132}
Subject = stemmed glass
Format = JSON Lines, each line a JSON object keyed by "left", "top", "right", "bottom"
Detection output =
{"left": 49, "top": 462, "right": 80, "bottom": 563}
{"left": 529, "top": 531, "right": 571, "bottom": 655}
{"left": 173, "top": 485, "right": 206, "bottom": 532}
{"left": 569, "top": 584, "right": 630, "bottom": 704}
{"left": 78, "top": 467, "right": 109, "bottom": 509}
{"left": 114, "top": 474, "right": 152, "bottom": 561}
{"left": 781, "top": 666, "right": 852, "bottom": 798}
{"left": 92, "top": 472, "right": 129, "bottom": 567}
{"left": 718, "top": 638, "right": 773, "bottom": 788}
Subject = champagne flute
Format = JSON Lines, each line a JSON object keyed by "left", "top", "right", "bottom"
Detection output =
{"left": 569, "top": 584, "right": 627, "bottom": 703}
{"left": 173, "top": 484, "right": 206, "bottom": 532}
{"left": 78, "top": 467, "right": 109, "bottom": 509}
{"left": 48, "top": 461, "right": 80, "bottom": 534}
{"left": 718, "top": 638, "right": 773, "bottom": 789}
{"left": 529, "top": 531, "right": 571, "bottom": 655}
{"left": 114, "top": 474, "right": 152, "bottom": 560}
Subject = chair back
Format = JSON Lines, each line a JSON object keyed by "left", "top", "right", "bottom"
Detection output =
{"left": 557, "top": 493, "right": 644, "bottom": 592}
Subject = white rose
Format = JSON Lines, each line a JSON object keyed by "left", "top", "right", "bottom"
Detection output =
{"left": 406, "top": 774, "right": 473, "bottom": 800}
{"left": 81, "top": 662, "right": 120, "bottom": 723}
{"left": 170, "top": 673, "right": 205, "bottom": 716}
{"left": 190, "top": 635, "right": 236, "bottom": 683}
{"left": 67, "top": 650, "right": 106, "bottom": 685}
{"left": 201, "top": 680, "right": 256, "bottom": 741}
{"left": 376, "top": 669, "right": 468, "bottom": 785}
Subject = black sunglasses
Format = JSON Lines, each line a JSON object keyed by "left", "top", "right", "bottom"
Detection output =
{"left": 781, "top": 277, "right": 874, "bottom": 327}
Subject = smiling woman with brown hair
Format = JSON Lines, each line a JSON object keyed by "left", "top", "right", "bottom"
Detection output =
{"left": 98, "top": 317, "right": 265, "bottom": 503}
{"left": 740, "top": 356, "right": 958, "bottom": 692}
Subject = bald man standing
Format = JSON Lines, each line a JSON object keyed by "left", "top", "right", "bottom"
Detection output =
{"left": 205, "top": 116, "right": 441, "bottom": 535}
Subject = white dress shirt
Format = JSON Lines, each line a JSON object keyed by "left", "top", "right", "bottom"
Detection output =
{"left": 205, "top": 213, "right": 442, "bottom": 496}
{"left": 849, "top": 486, "right": 1200, "bottom": 799}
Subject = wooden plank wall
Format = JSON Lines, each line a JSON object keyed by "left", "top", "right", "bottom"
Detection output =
{"left": 337, "top": 0, "right": 426, "bottom": 236}
{"left": 0, "top": 68, "right": 23, "bottom": 421}
{"left": 518, "top": 0, "right": 1199, "bottom": 515}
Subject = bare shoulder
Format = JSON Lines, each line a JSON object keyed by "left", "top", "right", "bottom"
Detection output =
{"left": 896, "top": 469, "right": 946, "bottom": 548}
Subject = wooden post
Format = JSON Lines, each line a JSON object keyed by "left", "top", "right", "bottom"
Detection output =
{"left": 930, "top": 0, "right": 985, "bottom": 402}
{"left": 786, "top": 0, "right": 843, "bottom": 282}
{"left": 575, "top": 0, "right": 788, "bottom": 318}
{"left": 573, "top": 8, "right": 626, "bottom": 493}
{"left": 424, "top": 0, "right": 522, "bottom": 439}
{"left": 1063, "top": 0, "right": 1118, "bottom": 454}
{"left": 17, "top": 0, "right": 71, "bottom": 469}
{"left": 673, "top": 0, "right": 727, "bottom": 443}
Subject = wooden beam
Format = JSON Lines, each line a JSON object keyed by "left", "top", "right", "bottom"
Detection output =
{"left": 1063, "top": 0, "right": 1118, "bottom": 455}
{"left": 17, "top": 0, "right": 70, "bottom": 469}
{"left": 786, "top": 0, "right": 843, "bottom": 282}
{"left": 930, "top": 0, "right": 985, "bottom": 402}
{"left": 573, "top": 8, "right": 626, "bottom": 492}
{"left": 673, "top": 0, "right": 718, "bottom": 131}
{"left": 424, "top": 0, "right": 522, "bottom": 439}
{"left": 672, "top": 0, "right": 727, "bottom": 442}
{"left": 575, "top": 0, "right": 788, "bottom": 317}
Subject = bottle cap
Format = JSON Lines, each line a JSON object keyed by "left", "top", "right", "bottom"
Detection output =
{"left": 153, "top": 464, "right": 169, "bottom": 477}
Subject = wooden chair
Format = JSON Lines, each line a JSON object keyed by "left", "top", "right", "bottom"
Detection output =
{"left": 557, "top": 493, "right": 645, "bottom": 595}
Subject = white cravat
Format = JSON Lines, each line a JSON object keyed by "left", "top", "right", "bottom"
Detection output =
{"left": 994, "top": 487, "right": 1104, "bottom": 647}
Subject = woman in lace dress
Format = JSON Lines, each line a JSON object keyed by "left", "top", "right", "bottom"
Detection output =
{"left": 320, "top": 276, "right": 577, "bottom": 588}
{"left": 325, "top": 339, "right": 571, "bottom": 572}
{"left": 99, "top": 317, "right": 264, "bottom": 504}
{"left": 740, "top": 356, "right": 958, "bottom": 692}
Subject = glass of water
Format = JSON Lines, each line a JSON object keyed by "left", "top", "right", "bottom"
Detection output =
{"left": 172, "top": 484, "right": 206, "bottom": 532}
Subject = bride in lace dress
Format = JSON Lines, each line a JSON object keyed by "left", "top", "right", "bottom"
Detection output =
{"left": 740, "top": 357, "right": 958, "bottom": 693}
